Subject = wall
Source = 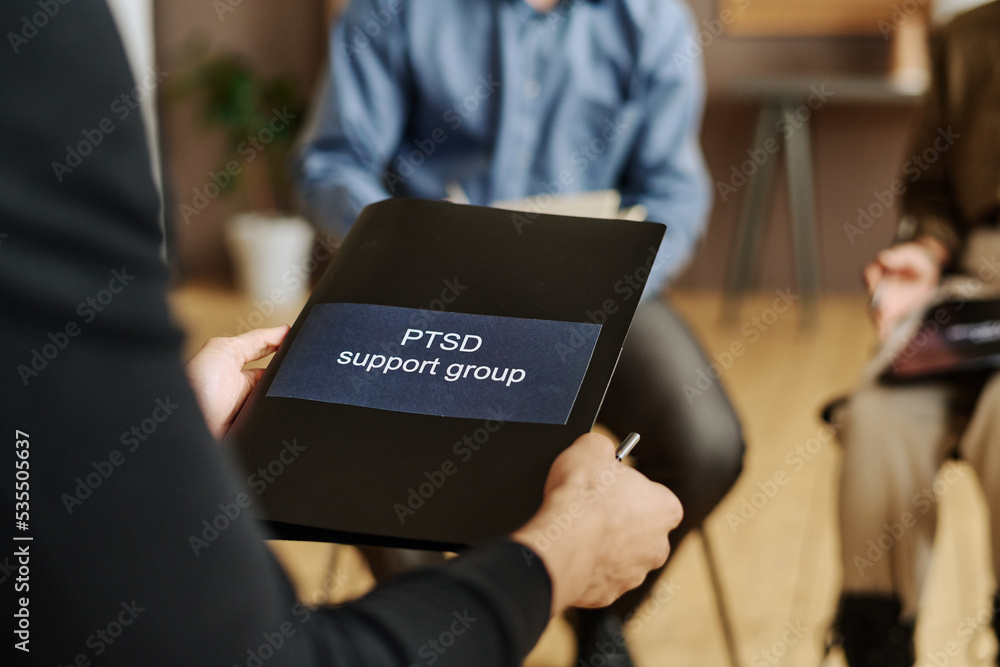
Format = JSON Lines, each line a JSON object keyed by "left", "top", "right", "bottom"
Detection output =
{"left": 674, "top": 0, "right": 925, "bottom": 292}
{"left": 156, "top": 0, "right": 327, "bottom": 283}
{"left": 718, "top": 0, "right": 900, "bottom": 36}
{"left": 681, "top": 102, "right": 918, "bottom": 293}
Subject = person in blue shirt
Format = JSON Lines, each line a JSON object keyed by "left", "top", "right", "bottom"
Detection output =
{"left": 298, "top": 0, "right": 745, "bottom": 664}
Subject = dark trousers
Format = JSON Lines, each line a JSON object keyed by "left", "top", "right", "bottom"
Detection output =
{"left": 362, "top": 298, "right": 745, "bottom": 619}
{"left": 595, "top": 297, "right": 745, "bottom": 617}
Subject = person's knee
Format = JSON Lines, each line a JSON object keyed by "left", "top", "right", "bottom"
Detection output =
{"left": 835, "top": 383, "right": 948, "bottom": 508}
{"left": 978, "top": 372, "right": 1000, "bottom": 410}
{"left": 705, "top": 425, "right": 745, "bottom": 499}
{"left": 676, "top": 416, "right": 745, "bottom": 507}
{"left": 835, "top": 385, "right": 900, "bottom": 454}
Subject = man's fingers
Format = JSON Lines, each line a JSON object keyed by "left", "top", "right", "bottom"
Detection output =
{"left": 863, "top": 262, "right": 883, "bottom": 295}
{"left": 877, "top": 246, "right": 917, "bottom": 270}
{"left": 224, "top": 325, "right": 290, "bottom": 364}
{"left": 545, "top": 432, "right": 615, "bottom": 494}
{"left": 575, "top": 431, "right": 616, "bottom": 458}
{"left": 242, "top": 367, "right": 267, "bottom": 385}
{"left": 656, "top": 484, "right": 684, "bottom": 530}
{"left": 649, "top": 535, "right": 671, "bottom": 571}
{"left": 879, "top": 244, "right": 939, "bottom": 278}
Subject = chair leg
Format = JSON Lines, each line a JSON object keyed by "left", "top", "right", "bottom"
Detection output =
{"left": 782, "top": 100, "right": 820, "bottom": 326}
{"left": 723, "top": 101, "right": 783, "bottom": 323}
{"left": 700, "top": 527, "right": 742, "bottom": 667}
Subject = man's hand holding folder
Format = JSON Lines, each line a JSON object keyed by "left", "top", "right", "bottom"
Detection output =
{"left": 188, "top": 328, "right": 684, "bottom": 618}
{"left": 514, "top": 432, "right": 683, "bottom": 615}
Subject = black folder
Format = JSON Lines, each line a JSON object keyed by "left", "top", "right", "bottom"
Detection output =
{"left": 229, "top": 198, "right": 665, "bottom": 550}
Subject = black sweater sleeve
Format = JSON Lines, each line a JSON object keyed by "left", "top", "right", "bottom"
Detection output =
{"left": 0, "top": 1, "right": 550, "bottom": 665}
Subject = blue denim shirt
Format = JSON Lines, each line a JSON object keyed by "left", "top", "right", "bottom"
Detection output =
{"left": 298, "top": 0, "right": 711, "bottom": 293}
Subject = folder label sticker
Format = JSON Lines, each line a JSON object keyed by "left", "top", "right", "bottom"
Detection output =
{"left": 267, "top": 303, "right": 602, "bottom": 424}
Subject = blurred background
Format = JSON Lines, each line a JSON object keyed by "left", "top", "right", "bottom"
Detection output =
{"left": 128, "top": 1, "right": 1000, "bottom": 665}
{"left": 153, "top": 0, "right": 980, "bottom": 292}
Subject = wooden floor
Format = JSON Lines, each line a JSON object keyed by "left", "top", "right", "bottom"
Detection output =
{"left": 169, "top": 286, "right": 997, "bottom": 667}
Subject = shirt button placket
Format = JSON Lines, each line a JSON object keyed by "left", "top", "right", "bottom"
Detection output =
{"left": 516, "top": 18, "right": 545, "bottom": 190}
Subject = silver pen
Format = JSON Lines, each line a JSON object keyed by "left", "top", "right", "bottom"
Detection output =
{"left": 615, "top": 432, "right": 640, "bottom": 462}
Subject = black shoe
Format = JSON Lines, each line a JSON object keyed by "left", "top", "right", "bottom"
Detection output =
{"left": 575, "top": 608, "right": 635, "bottom": 667}
{"left": 833, "top": 594, "right": 915, "bottom": 667}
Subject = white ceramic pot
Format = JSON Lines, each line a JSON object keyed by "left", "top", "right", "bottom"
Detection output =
{"left": 225, "top": 212, "right": 315, "bottom": 302}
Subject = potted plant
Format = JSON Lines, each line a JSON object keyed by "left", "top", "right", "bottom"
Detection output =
{"left": 172, "top": 50, "right": 315, "bottom": 302}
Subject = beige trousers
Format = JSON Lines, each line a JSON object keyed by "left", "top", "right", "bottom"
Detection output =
{"left": 837, "top": 373, "right": 1000, "bottom": 617}
{"left": 838, "top": 228, "right": 1000, "bottom": 618}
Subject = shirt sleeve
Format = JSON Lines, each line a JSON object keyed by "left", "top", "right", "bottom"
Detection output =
{"left": 296, "top": 0, "right": 413, "bottom": 236}
{"left": 311, "top": 541, "right": 552, "bottom": 664}
{"left": 619, "top": 0, "right": 712, "bottom": 296}
{"left": 0, "top": 2, "right": 552, "bottom": 665}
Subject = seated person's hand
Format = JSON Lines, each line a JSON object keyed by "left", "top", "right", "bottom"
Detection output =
{"left": 185, "top": 325, "right": 290, "bottom": 440}
{"left": 512, "top": 433, "right": 682, "bottom": 615}
{"left": 864, "top": 238, "right": 948, "bottom": 341}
